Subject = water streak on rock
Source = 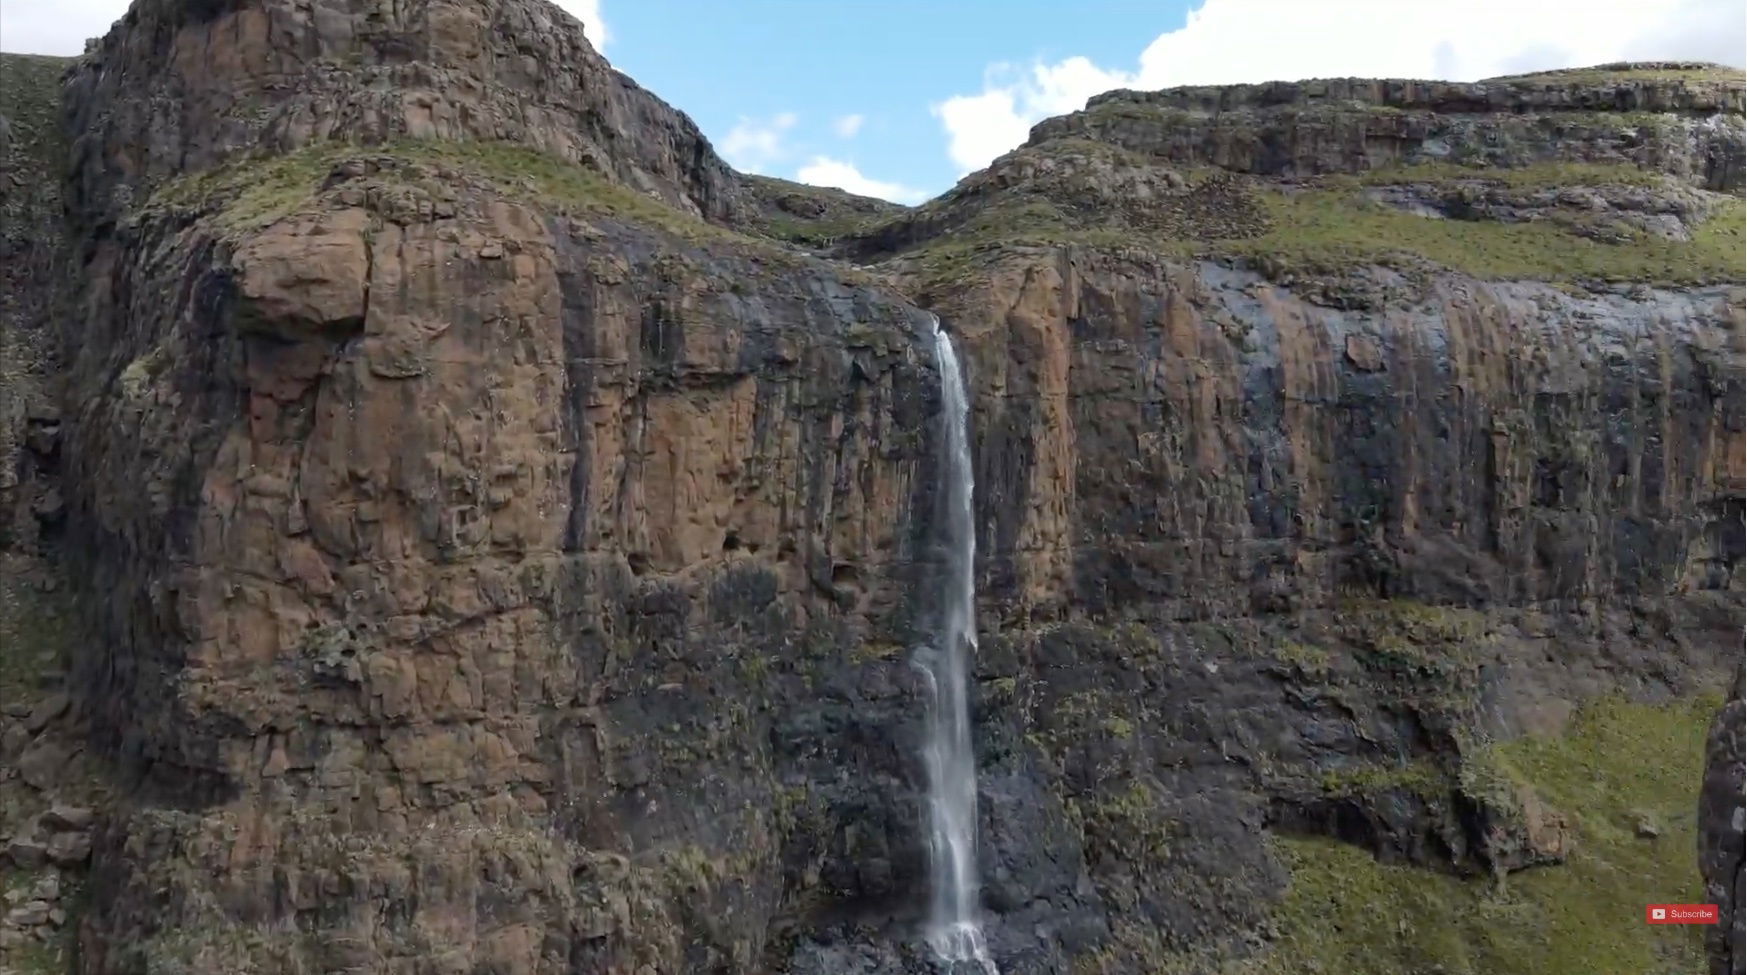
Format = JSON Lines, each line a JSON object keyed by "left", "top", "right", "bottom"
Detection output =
{"left": 920, "top": 316, "right": 998, "bottom": 974}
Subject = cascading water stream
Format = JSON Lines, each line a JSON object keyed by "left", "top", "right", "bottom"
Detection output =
{"left": 919, "top": 316, "right": 998, "bottom": 974}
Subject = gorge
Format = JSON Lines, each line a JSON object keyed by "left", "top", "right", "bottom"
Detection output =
{"left": 0, "top": 2, "right": 1743, "bottom": 974}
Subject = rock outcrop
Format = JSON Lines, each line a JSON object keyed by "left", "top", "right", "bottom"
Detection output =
{"left": 1, "top": 3, "right": 1742, "bottom": 974}
{"left": 1702, "top": 663, "right": 1746, "bottom": 975}
{"left": 1030, "top": 63, "right": 1745, "bottom": 189}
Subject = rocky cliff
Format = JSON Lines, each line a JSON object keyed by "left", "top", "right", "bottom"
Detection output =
{"left": 0, "top": 3, "right": 1742, "bottom": 974}
{"left": 1701, "top": 663, "right": 1745, "bottom": 975}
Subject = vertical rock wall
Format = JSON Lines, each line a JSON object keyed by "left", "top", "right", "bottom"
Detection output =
{"left": 3, "top": 3, "right": 1740, "bottom": 972}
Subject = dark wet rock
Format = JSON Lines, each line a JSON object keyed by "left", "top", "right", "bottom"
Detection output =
{"left": 39, "top": 805, "right": 94, "bottom": 832}
{"left": 5, "top": 838, "right": 47, "bottom": 870}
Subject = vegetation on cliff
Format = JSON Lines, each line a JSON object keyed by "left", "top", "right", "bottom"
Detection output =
{"left": 1487, "top": 62, "right": 1746, "bottom": 84}
{"left": 857, "top": 155, "right": 1744, "bottom": 292}
{"left": 1258, "top": 694, "right": 1719, "bottom": 975}
{"left": 146, "top": 139, "right": 732, "bottom": 238}
{"left": 1233, "top": 175, "right": 1744, "bottom": 284}
{"left": 141, "top": 138, "right": 902, "bottom": 291}
{"left": 0, "top": 54, "right": 67, "bottom": 222}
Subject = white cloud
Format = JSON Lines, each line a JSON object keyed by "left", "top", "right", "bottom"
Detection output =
{"left": 796, "top": 156, "right": 926, "bottom": 204}
{"left": 934, "top": 57, "right": 1128, "bottom": 173}
{"left": 833, "top": 113, "right": 866, "bottom": 138}
{"left": 932, "top": 0, "right": 1747, "bottom": 175}
{"left": 720, "top": 112, "right": 799, "bottom": 174}
{"left": 553, "top": 0, "right": 610, "bottom": 50}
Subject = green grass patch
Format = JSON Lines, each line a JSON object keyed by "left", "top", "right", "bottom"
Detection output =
{"left": 1272, "top": 639, "right": 1333, "bottom": 676}
{"left": 5, "top": 939, "right": 72, "bottom": 975}
{"left": 0, "top": 54, "right": 70, "bottom": 233}
{"left": 739, "top": 173, "right": 905, "bottom": 244}
{"left": 1247, "top": 693, "right": 1719, "bottom": 975}
{"left": 1228, "top": 182, "right": 1745, "bottom": 285}
{"left": 0, "top": 54, "right": 68, "bottom": 165}
{"left": 1067, "top": 779, "right": 1174, "bottom": 869}
{"left": 1320, "top": 759, "right": 1451, "bottom": 798}
{"left": 147, "top": 139, "right": 742, "bottom": 242}
{"left": 884, "top": 158, "right": 1743, "bottom": 289}
{"left": 1488, "top": 66, "right": 1745, "bottom": 85}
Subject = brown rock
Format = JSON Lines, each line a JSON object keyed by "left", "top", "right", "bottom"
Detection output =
{"left": 64, "top": 0, "right": 755, "bottom": 231}
{"left": 1519, "top": 787, "right": 1572, "bottom": 861}
{"left": 1344, "top": 333, "right": 1386, "bottom": 372}
{"left": 232, "top": 210, "right": 372, "bottom": 340}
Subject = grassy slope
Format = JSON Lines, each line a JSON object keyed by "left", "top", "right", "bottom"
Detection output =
{"left": 149, "top": 139, "right": 734, "bottom": 237}
{"left": 1487, "top": 65, "right": 1745, "bottom": 84}
{"left": 738, "top": 173, "right": 906, "bottom": 245}
{"left": 146, "top": 138, "right": 903, "bottom": 257}
{"left": 1250, "top": 695, "right": 1719, "bottom": 975}
{"left": 0, "top": 54, "right": 68, "bottom": 209}
{"left": 1233, "top": 180, "right": 1745, "bottom": 285}
{"left": 881, "top": 160, "right": 1745, "bottom": 290}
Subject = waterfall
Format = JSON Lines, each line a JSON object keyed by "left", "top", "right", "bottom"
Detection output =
{"left": 919, "top": 317, "right": 998, "bottom": 974}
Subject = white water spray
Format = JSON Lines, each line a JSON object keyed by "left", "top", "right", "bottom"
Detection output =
{"left": 919, "top": 317, "right": 998, "bottom": 974}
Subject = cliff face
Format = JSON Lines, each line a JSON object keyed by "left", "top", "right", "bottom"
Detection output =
{"left": 62, "top": 0, "right": 744, "bottom": 228}
{"left": 1701, "top": 664, "right": 1745, "bottom": 975}
{"left": 0, "top": 3, "right": 1742, "bottom": 974}
{"left": 1029, "top": 64, "right": 1745, "bottom": 190}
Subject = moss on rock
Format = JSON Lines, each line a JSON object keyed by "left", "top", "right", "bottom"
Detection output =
{"left": 1249, "top": 694, "right": 1719, "bottom": 975}
{"left": 149, "top": 139, "right": 741, "bottom": 240}
{"left": 1228, "top": 179, "right": 1745, "bottom": 285}
{"left": 879, "top": 164, "right": 1742, "bottom": 291}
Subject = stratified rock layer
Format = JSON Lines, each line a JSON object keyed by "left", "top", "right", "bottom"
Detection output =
{"left": 1031, "top": 65, "right": 1745, "bottom": 189}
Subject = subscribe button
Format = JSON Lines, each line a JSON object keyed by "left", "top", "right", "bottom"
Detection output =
{"left": 1645, "top": 904, "right": 1719, "bottom": 924}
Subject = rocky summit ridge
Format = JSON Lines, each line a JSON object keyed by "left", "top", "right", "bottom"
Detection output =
{"left": 0, "top": 2, "right": 1743, "bottom": 974}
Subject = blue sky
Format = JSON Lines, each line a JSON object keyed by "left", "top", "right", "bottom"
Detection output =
{"left": 603, "top": 0, "right": 1195, "bottom": 202}
{"left": 5, "top": 0, "right": 1744, "bottom": 203}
